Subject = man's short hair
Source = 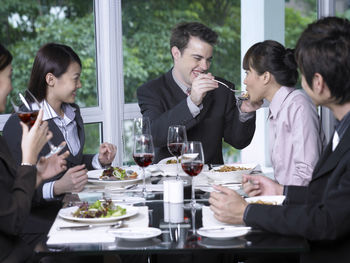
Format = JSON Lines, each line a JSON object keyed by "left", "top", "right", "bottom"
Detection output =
{"left": 170, "top": 22, "right": 218, "bottom": 55}
{"left": 295, "top": 16, "right": 350, "bottom": 104}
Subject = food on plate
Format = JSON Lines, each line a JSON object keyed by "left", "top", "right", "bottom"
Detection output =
{"left": 166, "top": 158, "right": 179, "bottom": 164}
{"left": 100, "top": 166, "right": 138, "bottom": 180}
{"left": 214, "top": 165, "right": 250, "bottom": 172}
{"left": 72, "top": 199, "right": 126, "bottom": 218}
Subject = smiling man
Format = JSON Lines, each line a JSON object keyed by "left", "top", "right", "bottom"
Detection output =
{"left": 137, "top": 22, "right": 259, "bottom": 164}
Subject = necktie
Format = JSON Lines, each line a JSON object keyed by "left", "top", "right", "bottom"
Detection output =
{"left": 186, "top": 88, "right": 191, "bottom": 96}
{"left": 332, "top": 131, "right": 339, "bottom": 151}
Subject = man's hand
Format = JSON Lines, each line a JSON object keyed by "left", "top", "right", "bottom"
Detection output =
{"left": 53, "top": 164, "right": 88, "bottom": 195}
{"left": 190, "top": 73, "right": 218, "bottom": 105}
{"left": 36, "top": 143, "right": 69, "bottom": 184}
{"left": 98, "top": 142, "right": 117, "bottom": 167}
{"left": 240, "top": 99, "right": 263, "bottom": 113}
{"left": 209, "top": 185, "right": 247, "bottom": 225}
{"left": 242, "top": 174, "right": 283, "bottom": 197}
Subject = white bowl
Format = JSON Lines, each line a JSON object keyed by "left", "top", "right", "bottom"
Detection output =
{"left": 204, "top": 163, "right": 257, "bottom": 183}
{"left": 245, "top": 195, "right": 285, "bottom": 205}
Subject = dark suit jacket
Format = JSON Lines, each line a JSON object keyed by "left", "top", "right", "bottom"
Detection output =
{"left": 0, "top": 136, "right": 37, "bottom": 261}
{"left": 137, "top": 70, "right": 256, "bottom": 164}
{"left": 245, "top": 123, "right": 350, "bottom": 262}
{"left": 3, "top": 103, "right": 94, "bottom": 235}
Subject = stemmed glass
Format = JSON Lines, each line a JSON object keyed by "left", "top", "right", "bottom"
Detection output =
{"left": 11, "top": 91, "right": 65, "bottom": 158}
{"left": 167, "top": 125, "right": 187, "bottom": 180}
{"left": 133, "top": 134, "right": 154, "bottom": 197}
{"left": 181, "top": 141, "right": 204, "bottom": 209}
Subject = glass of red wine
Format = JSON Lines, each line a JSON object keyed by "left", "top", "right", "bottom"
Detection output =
{"left": 133, "top": 134, "right": 154, "bottom": 197}
{"left": 181, "top": 141, "right": 204, "bottom": 209}
{"left": 167, "top": 125, "right": 187, "bottom": 180}
{"left": 11, "top": 92, "right": 65, "bottom": 158}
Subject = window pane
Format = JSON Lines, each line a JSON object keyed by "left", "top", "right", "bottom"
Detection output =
{"left": 83, "top": 122, "right": 101, "bottom": 154}
{"left": 122, "top": 0, "right": 241, "bottom": 104}
{"left": 336, "top": 0, "right": 350, "bottom": 18}
{"left": 1, "top": 0, "right": 97, "bottom": 114}
{"left": 123, "top": 119, "right": 134, "bottom": 165}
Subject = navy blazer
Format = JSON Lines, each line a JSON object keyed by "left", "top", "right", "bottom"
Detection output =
{"left": 0, "top": 136, "right": 36, "bottom": 261}
{"left": 2, "top": 103, "right": 94, "bottom": 235}
{"left": 245, "top": 123, "right": 350, "bottom": 262}
{"left": 137, "top": 70, "right": 256, "bottom": 164}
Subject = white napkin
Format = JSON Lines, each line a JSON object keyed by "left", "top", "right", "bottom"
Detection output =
{"left": 202, "top": 206, "right": 233, "bottom": 228}
{"left": 47, "top": 206, "right": 149, "bottom": 245}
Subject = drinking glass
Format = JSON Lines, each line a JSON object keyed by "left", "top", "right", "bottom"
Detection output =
{"left": 133, "top": 116, "right": 151, "bottom": 136}
{"left": 167, "top": 125, "right": 187, "bottom": 180}
{"left": 133, "top": 134, "right": 154, "bottom": 197}
{"left": 181, "top": 141, "right": 204, "bottom": 209}
{"left": 11, "top": 91, "right": 65, "bottom": 158}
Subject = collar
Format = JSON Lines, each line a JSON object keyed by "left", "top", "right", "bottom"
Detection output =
{"left": 334, "top": 110, "right": 350, "bottom": 141}
{"left": 172, "top": 68, "right": 190, "bottom": 95}
{"left": 269, "top": 86, "right": 295, "bottom": 120}
{"left": 41, "top": 100, "right": 76, "bottom": 121}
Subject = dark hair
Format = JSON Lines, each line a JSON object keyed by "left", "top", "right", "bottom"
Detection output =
{"left": 0, "top": 44, "right": 13, "bottom": 71}
{"left": 243, "top": 40, "right": 298, "bottom": 87}
{"left": 170, "top": 22, "right": 218, "bottom": 55}
{"left": 295, "top": 17, "right": 350, "bottom": 104}
{"left": 28, "top": 43, "right": 82, "bottom": 101}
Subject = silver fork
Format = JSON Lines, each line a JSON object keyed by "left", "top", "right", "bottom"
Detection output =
{"left": 213, "top": 79, "right": 242, "bottom": 93}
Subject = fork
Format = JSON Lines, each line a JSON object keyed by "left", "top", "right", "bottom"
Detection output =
{"left": 213, "top": 79, "right": 242, "bottom": 93}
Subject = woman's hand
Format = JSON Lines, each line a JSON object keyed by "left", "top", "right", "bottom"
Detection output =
{"left": 98, "top": 142, "right": 117, "bottom": 167}
{"left": 36, "top": 143, "right": 70, "bottom": 185}
{"left": 21, "top": 109, "right": 52, "bottom": 165}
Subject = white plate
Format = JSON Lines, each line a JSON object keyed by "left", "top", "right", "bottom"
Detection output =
{"left": 156, "top": 157, "right": 208, "bottom": 176}
{"left": 87, "top": 166, "right": 147, "bottom": 184}
{"left": 111, "top": 227, "right": 162, "bottom": 241}
{"left": 245, "top": 195, "right": 285, "bottom": 205}
{"left": 204, "top": 163, "right": 257, "bottom": 183}
{"left": 58, "top": 205, "right": 138, "bottom": 223}
{"left": 197, "top": 227, "right": 250, "bottom": 240}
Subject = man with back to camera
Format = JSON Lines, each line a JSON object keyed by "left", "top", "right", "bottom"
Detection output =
{"left": 209, "top": 16, "right": 350, "bottom": 263}
{"left": 137, "top": 22, "right": 261, "bottom": 164}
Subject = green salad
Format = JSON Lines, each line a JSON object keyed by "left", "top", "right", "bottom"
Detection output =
{"left": 72, "top": 199, "right": 126, "bottom": 218}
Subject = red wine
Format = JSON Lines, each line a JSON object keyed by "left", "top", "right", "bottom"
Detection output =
{"left": 168, "top": 143, "right": 183, "bottom": 157}
{"left": 181, "top": 162, "right": 203, "bottom": 176}
{"left": 18, "top": 111, "right": 39, "bottom": 128}
{"left": 133, "top": 153, "right": 154, "bottom": 167}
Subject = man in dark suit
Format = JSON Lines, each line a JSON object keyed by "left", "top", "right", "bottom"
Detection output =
{"left": 209, "top": 17, "right": 350, "bottom": 263}
{"left": 137, "top": 22, "right": 260, "bottom": 164}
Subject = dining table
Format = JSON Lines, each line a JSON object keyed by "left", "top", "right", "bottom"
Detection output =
{"left": 31, "top": 166, "right": 309, "bottom": 263}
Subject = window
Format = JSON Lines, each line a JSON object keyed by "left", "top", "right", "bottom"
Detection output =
{"left": 0, "top": 0, "right": 101, "bottom": 153}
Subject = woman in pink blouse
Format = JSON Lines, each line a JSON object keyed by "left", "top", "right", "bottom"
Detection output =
{"left": 243, "top": 40, "right": 326, "bottom": 186}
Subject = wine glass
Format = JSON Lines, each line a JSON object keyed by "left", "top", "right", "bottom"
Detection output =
{"left": 133, "top": 134, "right": 154, "bottom": 197}
{"left": 11, "top": 91, "right": 65, "bottom": 158}
{"left": 133, "top": 116, "right": 151, "bottom": 136}
{"left": 181, "top": 141, "right": 204, "bottom": 209}
{"left": 167, "top": 125, "right": 187, "bottom": 180}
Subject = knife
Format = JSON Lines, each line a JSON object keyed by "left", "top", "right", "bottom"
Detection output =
{"left": 57, "top": 221, "right": 123, "bottom": 230}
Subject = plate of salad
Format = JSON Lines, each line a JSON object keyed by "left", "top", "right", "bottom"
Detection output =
{"left": 59, "top": 200, "right": 138, "bottom": 223}
{"left": 87, "top": 165, "right": 148, "bottom": 185}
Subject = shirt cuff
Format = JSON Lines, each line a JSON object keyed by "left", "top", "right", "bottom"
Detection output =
{"left": 243, "top": 203, "right": 252, "bottom": 224}
{"left": 92, "top": 154, "right": 104, "bottom": 169}
{"left": 43, "top": 181, "right": 55, "bottom": 200}
{"left": 187, "top": 96, "right": 202, "bottom": 117}
{"left": 237, "top": 100, "right": 255, "bottom": 122}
